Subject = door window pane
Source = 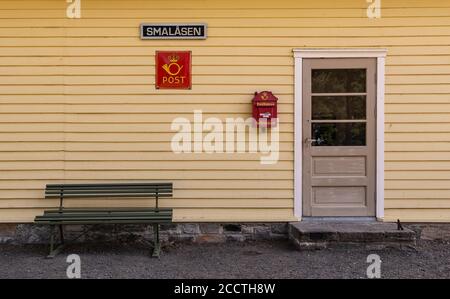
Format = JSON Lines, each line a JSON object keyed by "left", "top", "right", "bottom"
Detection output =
{"left": 312, "top": 123, "right": 366, "bottom": 146}
{"left": 312, "top": 96, "right": 366, "bottom": 120}
{"left": 312, "top": 69, "right": 366, "bottom": 93}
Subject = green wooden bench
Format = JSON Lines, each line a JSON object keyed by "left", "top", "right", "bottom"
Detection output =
{"left": 34, "top": 183, "right": 173, "bottom": 258}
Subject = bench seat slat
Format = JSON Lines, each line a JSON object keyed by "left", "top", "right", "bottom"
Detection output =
{"left": 45, "top": 192, "right": 172, "bottom": 196}
{"left": 46, "top": 188, "right": 172, "bottom": 192}
{"left": 46, "top": 191, "right": 171, "bottom": 195}
{"left": 35, "top": 219, "right": 173, "bottom": 225}
{"left": 45, "top": 187, "right": 172, "bottom": 191}
{"left": 41, "top": 214, "right": 171, "bottom": 218}
{"left": 39, "top": 212, "right": 172, "bottom": 218}
{"left": 36, "top": 216, "right": 172, "bottom": 222}
{"left": 43, "top": 208, "right": 172, "bottom": 213}
{"left": 36, "top": 218, "right": 172, "bottom": 222}
{"left": 37, "top": 204, "right": 172, "bottom": 219}
{"left": 36, "top": 211, "right": 172, "bottom": 219}
{"left": 45, "top": 194, "right": 173, "bottom": 199}
{"left": 45, "top": 196, "right": 172, "bottom": 199}
{"left": 46, "top": 183, "right": 172, "bottom": 188}
{"left": 45, "top": 191, "right": 172, "bottom": 196}
{"left": 45, "top": 190, "right": 172, "bottom": 194}
{"left": 46, "top": 194, "right": 173, "bottom": 197}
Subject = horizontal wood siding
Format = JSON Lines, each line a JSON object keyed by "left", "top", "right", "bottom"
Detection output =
{"left": 0, "top": 0, "right": 449, "bottom": 222}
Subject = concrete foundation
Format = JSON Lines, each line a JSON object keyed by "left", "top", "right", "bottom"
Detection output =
{"left": 289, "top": 221, "right": 417, "bottom": 250}
{"left": 2, "top": 222, "right": 448, "bottom": 248}
{"left": 0, "top": 223, "right": 289, "bottom": 245}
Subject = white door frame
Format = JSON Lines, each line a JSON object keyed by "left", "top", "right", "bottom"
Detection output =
{"left": 293, "top": 48, "right": 387, "bottom": 221}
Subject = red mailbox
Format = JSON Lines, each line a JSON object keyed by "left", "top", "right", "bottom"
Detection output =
{"left": 252, "top": 91, "right": 278, "bottom": 128}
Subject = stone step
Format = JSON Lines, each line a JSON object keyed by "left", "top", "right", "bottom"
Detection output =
{"left": 289, "top": 221, "right": 417, "bottom": 250}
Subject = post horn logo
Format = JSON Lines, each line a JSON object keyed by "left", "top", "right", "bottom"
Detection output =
{"left": 261, "top": 92, "right": 269, "bottom": 100}
{"left": 162, "top": 54, "right": 184, "bottom": 76}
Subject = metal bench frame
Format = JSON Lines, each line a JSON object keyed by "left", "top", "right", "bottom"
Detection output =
{"left": 34, "top": 183, "right": 173, "bottom": 258}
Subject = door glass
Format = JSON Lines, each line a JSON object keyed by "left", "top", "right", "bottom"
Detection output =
{"left": 312, "top": 123, "right": 366, "bottom": 146}
{"left": 312, "top": 69, "right": 366, "bottom": 93}
{"left": 312, "top": 96, "right": 366, "bottom": 120}
{"left": 310, "top": 68, "right": 368, "bottom": 147}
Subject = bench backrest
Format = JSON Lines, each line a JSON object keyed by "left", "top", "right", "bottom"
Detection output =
{"left": 45, "top": 183, "right": 173, "bottom": 210}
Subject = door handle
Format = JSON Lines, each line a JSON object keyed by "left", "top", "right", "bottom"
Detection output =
{"left": 305, "top": 138, "right": 324, "bottom": 145}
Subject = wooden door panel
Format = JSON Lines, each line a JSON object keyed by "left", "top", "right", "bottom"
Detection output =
{"left": 312, "top": 156, "right": 366, "bottom": 176}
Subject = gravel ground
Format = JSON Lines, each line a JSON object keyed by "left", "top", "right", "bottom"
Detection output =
{"left": 0, "top": 240, "right": 449, "bottom": 279}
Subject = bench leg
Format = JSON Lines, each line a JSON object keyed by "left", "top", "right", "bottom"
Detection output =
{"left": 49, "top": 225, "right": 55, "bottom": 253}
{"left": 152, "top": 224, "right": 161, "bottom": 258}
{"left": 59, "top": 225, "right": 65, "bottom": 244}
{"left": 46, "top": 225, "right": 66, "bottom": 259}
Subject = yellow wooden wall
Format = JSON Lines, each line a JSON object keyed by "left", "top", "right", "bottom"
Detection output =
{"left": 0, "top": 0, "right": 449, "bottom": 222}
